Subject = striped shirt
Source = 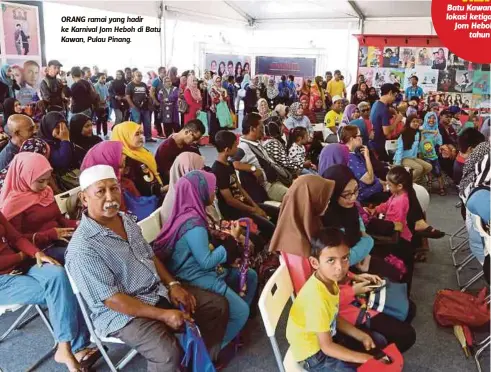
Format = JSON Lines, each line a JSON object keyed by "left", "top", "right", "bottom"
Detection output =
{"left": 459, "top": 141, "right": 490, "bottom": 203}
{"left": 66, "top": 212, "right": 169, "bottom": 337}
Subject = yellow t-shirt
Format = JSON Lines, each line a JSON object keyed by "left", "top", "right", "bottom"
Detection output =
{"left": 327, "top": 79, "right": 345, "bottom": 97}
{"left": 324, "top": 110, "right": 343, "bottom": 128}
{"left": 286, "top": 274, "right": 340, "bottom": 362}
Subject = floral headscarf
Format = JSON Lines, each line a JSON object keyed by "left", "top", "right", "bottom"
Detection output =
{"left": 289, "top": 102, "right": 303, "bottom": 120}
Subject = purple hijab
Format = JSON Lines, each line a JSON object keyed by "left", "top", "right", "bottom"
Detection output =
{"left": 153, "top": 170, "right": 216, "bottom": 261}
{"left": 81, "top": 141, "right": 124, "bottom": 180}
{"left": 341, "top": 104, "right": 358, "bottom": 126}
{"left": 318, "top": 143, "right": 350, "bottom": 177}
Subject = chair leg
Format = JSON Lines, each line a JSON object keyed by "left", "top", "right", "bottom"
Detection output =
{"left": 456, "top": 254, "right": 478, "bottom": 287}
{"left": 450, "top": 225, "right": 467, "bottom": 250}
{"left": 452, "top": 240, "right": 470, "bottom": 266}
{"left": 0, "top": 305, "right": 33, "bottom": 342}
{"left": 268, "top": 336, "right": 286, "bottom": 372}
{"left": 461, "top": 271, "right": 484, "bottom": 292}
{"left": 115, "top": 348, "right": 139, "bottom": 370}
{"left": 35, "top": 305, "right": 56, "bottom": 339}
{"left": 474, "top": 337, "right": 490, "bottom": 372}
{"left": 94, "top": 337, "right": 118, "bottom": 372}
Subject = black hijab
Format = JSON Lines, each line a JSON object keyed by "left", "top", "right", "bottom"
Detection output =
{"left": 39, "top": 111, "right": 66, "bottom": 143}
{"left": 322, "top": 164, "right": 362, "bottom": 247}
{"left": 69, "top": 113, "right": 101, "bottom": 151}
{"left": 111, "top": 70, "right": 126, "bottom": 95}
{"left": 2, "top": 98, "right": 18, "bottom": 124}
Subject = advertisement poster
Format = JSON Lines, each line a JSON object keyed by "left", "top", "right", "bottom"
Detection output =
{"left": 447, "top": 51, "right": 466, "bottom": 70}
{"left": 430, "top": 47, "right": 448, "bottom": 70}
{"left": 205, "top": 53, "right": 251, "bottom": 79}
{"left": 382, "top": 47, "right": 400, "bottom": 68}
{"left": 358, "top": 46, "right": 368, "bottom": 67}
{"left": 2, "top": 2, "right": 40, "bottom": 56}
{"left": 367, "top": 46, "right": 382, "bottom": 68}
{"left": 400, "top": 47, "right": 417, "bottom": 69}
{"left": 6, "top": 57, "right": 41, "bottom": 105}
{"left": 373, "top": 68, "right": 405, "bottom": 88}
{"left": 437, "top": 69, "right": 457, "bottom": 92}
{"left": 472, "top": 71, "right": 490, "bottom": 95}
{"left": 358, "top": 67, "right": 374, "bottom": 87}
{"left": 453, "top": 70, "right": 474, "bottom": 93}
{"left": 404, "top": 68, "right": 439, "bottom": 93}
{"left": 415, "top": 47, "right": 432, "bottom": 67}
{"left": 255, "top": 56, "right": 316, "bottom": 79}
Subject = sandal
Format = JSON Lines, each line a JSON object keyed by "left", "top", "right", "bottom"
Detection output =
{"left": 415, "top": 226, "right": 446, "bottom": 239}
{"left": 439, "top": 188, "right": 447, "bottom": 196}
{"left": 414, "top": 251, "right": 428, "bottom": 262}
{"left": 78, "top": 347, "right": 104, "bottom": 370}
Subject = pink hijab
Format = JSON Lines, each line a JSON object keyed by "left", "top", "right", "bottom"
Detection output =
{"left": 186, "top": 75, "right": 202, "bottom": 102}
{"left": 160, "top": 152, "right": 205, "bottom": 222}
{"left": 0, "top": 152, "right": 54, "bottom": 220}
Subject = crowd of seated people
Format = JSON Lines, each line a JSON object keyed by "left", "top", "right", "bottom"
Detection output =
{"left": 0, "top": 63, "right": 489, "bottom": 372}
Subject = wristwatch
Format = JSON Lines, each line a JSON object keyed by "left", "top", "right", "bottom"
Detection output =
{"left": 167, "top": 281, "right": 181, "bottom": 289}
{"left": 250, "top": 165, "right": 257, "bottom": 172}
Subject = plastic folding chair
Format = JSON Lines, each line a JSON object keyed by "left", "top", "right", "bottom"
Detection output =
{"left": 54, "top": 186, "right": 81, "bottom": 215}
{"left": 474, "top": 335, "right": 490, "bottom": 372}
{"left": 258, "top": 263, "right": 306, "bottom": 372}
{"left": 137, "top": 208, "right": 162, "bottom": 244}
{"left": 66, "top": 270, "right": 138, "bottom": 372}
{"left": 0, "top": 304, "right": 56, "bottom": 371}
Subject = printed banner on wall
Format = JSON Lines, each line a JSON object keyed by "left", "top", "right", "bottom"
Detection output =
{"left": 404, "top": 68, "right": 439, "bottom": 93}
{"left": 6, "top": 57, "right": 41, "bottom": 105}
{"left": 2, "top": 2, "right": 40, "bottom": 56}
{"left": 254, "top": 56, "right": 316, "bottom": 79}
{"left": 373, "top": 68, "right": 405, "bottom": 88}
{"left": 205, "top": 53, "right": 251, "bottom": 79}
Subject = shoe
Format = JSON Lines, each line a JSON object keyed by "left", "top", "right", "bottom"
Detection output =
{"left": 146, "top": 138, "right": 157, "bottom": 143}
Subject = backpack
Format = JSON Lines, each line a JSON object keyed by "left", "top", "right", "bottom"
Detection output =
{"left": 433, "top": 288, "right": 489, "bottom": 328}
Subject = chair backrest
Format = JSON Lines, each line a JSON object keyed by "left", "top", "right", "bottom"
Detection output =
{"left": 413, "top": 183, "right": 430, "bottom": 212}
{"left": 137, "top": 210, "right": 161, "bottom": 243}
{"left": 54, "top": 186, "right": 81, "bottom": 215}
{"left": 258, "top": 263, "right": 294, "bottom": 337}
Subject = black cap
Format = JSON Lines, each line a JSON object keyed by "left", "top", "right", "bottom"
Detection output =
{"left": 380, "top": 83, "right": 399, "bottom": 96}
{"left": 48, "top": 60, "right": 63, "bottom": 67}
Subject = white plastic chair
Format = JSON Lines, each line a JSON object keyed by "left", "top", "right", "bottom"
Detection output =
{"left": 0, "top": 304, "right": 56, "bottom": 371}
{"left": 413, "top": 183, "right": 430, "bottom": 213}
{"left": 258, "top": 263, "right": 306, "bottom": 372}
{"left": 54, "top": 186, "right": 81, "bottom": 215}
{"left": 385, "top": 139, "right": 398, "bottom": 153}
{"left": 137, "top": 208, "right": 162, "bottom": 243}
{"left": 65, "top": 269, "right": 138, "bottom": 372}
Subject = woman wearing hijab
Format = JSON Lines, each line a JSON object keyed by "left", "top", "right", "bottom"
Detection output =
{"left": 299, "top": 95, "right": 316, "bottom": 124}
{"left": 284, "top": 102, "right": 312, "bottom": 136}
{"left": 367, "top": 87, "right": 380, "bottom": 107}
{"left": 243, "top": 74, "right": 258, "bottom": 114}
{"left": 269, "top": 175, "right": 335, "bottom": 294}
{"left": 2, "top": 97, "right": 23, "bottom": 124}
{"left": 39, "top": 112, "right": 79, "bottom": 190}
{"left": 298, "top": 80, "right": 310, "bottom": 102}
{"left": 266, "top": 79, "right": 279, "bottom": 110}
{"left": 108, "top": 70, "right": 128, "bottom": 126}
{"left": 154, "top": 170, "right": 258, "bottom": 348}
{"left": 0, "top": 64, "right": 20, "bottom": 103}
{"left": 159, "top": 76, "right": 180, "bottom": 137}
{"left": 111, "top": 121, "right": 163, "bottom": 198}
{"left": 0, "top": 153, "right": 77, "bottom": 263}
{"left": 168, "top": 66, "right": 179, "bottom": 87}
{"left": 318, "top": 143, "right": 350, "bottom": 176}
{"left": 69, "top": 113, "right": 102, "bottom": 169}
{"left": 341, "top": 104, "right": 360, "bottom": 127}
{"left": 256, "top": 98, "right": 270, "bottom": 121}
{"left": 209, "top": 75, "right": 231, "bottom": 136}
{"left": 309, "top": 76, "right": 326, "bottom": 111}
{"left": 183, "top": 75, "right": 202, "bottom": 125}
{"left": 264, "top": 121, "right": 299, "bottom": 174}
{"left": 81, "top": 141, "right": 140, "bottom": 213}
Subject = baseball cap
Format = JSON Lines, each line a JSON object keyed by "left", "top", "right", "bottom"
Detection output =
{"left": 380, "top": 83, "right": 399, "bottom": 96}
{"left": 332, "top": 95, "right": 343, "bottom": 103}
{"left": 48, "top": 60, "right": 63, "bottom": 67}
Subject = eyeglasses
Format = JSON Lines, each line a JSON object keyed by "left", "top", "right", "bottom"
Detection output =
{"left": 340, "top": 187, "right": 359, "bottom": 200}
{"left": 361, "top": 109, "right": 369, "bottom": 112}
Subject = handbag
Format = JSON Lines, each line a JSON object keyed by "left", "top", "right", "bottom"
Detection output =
{"left": 367, "top": 280, "right": 409, "bottom": 322}
{"left": 238, "top": 88, "right": 246, "bottom": 98}
{"left": 196, "top": 110, "right": 209, "bottom": 136}
{"left": 180, "top": 309, "right": 216, "bottom": 372}
{"left": 358, "top": 344, "right": 403, "bottom": 372}
{"left": 178, "top": 98, "right": 189, "bottom": 114}
{"left": 55, "top": 168, "right": 81, "bottom": 192}
{"left": 216, "top": 101, "right": 233, "bottom": 128}
{"left": 123, "top": 190, "right": 158, "bottom": 222}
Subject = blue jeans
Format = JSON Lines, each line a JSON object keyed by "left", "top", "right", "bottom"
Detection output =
{"left": 0, "top": 264, "right": 90, "bottom": 353}
{"left": 467, "top": 189, "right": 490, "bottom": 224}
{"left": 301, "top": 168, "right": 318, "bottom": 176}
{"left": 466, "top": 211, "right": 485, "bottom": 264}
{"left": 222, "top": 268, "right": 258, "bottom": 347}
{"left": 130, "top": 108, "right": 152, "bottom": 140}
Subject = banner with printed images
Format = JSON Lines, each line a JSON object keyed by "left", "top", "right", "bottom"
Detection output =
{"left": 6, "top": 57, "right": 41, "bottom": 105}
{"left": 205, "top": 53, "right": 252, "bottom": 79}
{"left": 2, "top": 2, "right": 40, "bottom": 56}
{"left": 447, "top": 51, "right": 466, "bottom": 70}
{"left": 382, "top": 47, "right": 400, "bottom": 68}
{"left": 453, "top": 70, "right": 474, "bottom": 93}
{"left": 358, "top": 47, "right": 368, "bottom": 67}
{"left": 415, "top": 47, "right": 432, "bottom": 67}
{"left": 399, "top": 47, "right": 417, "bottom": 69}
{"left": 472, "top": 71, "right": 490, "bottom": 95}
{"left": 372, "top": 68, "right": 404, "bottom": 88}
{"left": 430, "top": 48, "right": 448, "bottom": 70}
{"left": 437, "top": 70, "right": 457, "bottom": 92}
{"left": 472, "top": 94, "right": 491, "bottom": 109}
{"left": 367, "top": 47, "right": 382, "bottom": 68}
{"left": 255, "top": 56, "right": 316, "bottom": 79}
{"left": 358, "top": 67, "right": 374, "bottom": 87}
{"left": 432, "top": 92, "right": 472, "bottom": 108}
{"left": 404, "top": 68, "right": 438, "bottom": 93}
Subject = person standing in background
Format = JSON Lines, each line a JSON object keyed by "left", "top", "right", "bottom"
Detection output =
{"left": 94, "top": 73, "right": 110, "bottom": 138}
{"left": 125, "top": 70, "right": 155, "bottom": 142}
{"left": 108, "top": 70, "right": 128, "bottom": 126}
{"left": 327, "top": 70, "right": 346, "bottom": 98}
{"left": 150, "top": 66, "right": 167, "bottom": 138}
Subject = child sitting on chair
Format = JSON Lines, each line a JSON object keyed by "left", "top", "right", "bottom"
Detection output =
{"left": 286, "top": 227, "right": 384, "bottom": 371}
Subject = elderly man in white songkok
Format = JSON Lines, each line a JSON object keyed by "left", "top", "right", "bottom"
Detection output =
{"left": 66, "top": 165, "right": 229, "bottom": 372}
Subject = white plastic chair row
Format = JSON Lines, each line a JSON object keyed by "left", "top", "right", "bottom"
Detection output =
{"left": 54, "top": 186, "right": 81, "bottom": 215}
{"left": 258, "top": 262, "right": 305, "bottom": 372}
{"left": 137, "top": 206, "right": 162, "bottom": 243}
{"left": 0, "top": 304, "right": 56, "bottom": 371}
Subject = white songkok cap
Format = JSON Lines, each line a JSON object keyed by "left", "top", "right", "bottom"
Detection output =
{"left": 80, "top": 165, "right": 117, "bottom": 191}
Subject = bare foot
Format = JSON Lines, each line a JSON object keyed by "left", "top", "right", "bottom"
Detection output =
{"left": 54, "top": 346, "right": 82, "bottom": 372}
{"left": 74, "top": 347, "right": 99, "bottom": 363}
